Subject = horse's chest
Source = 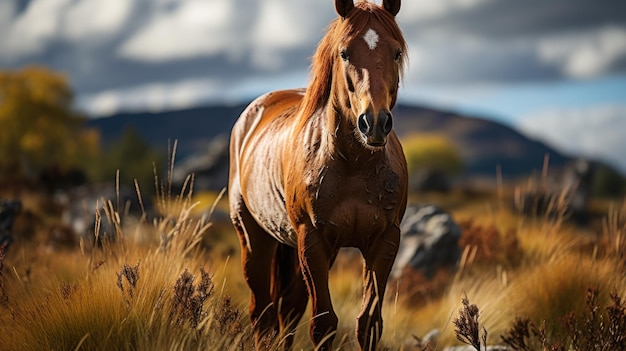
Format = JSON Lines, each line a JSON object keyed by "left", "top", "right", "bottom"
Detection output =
{"left": 305, "top": 169, "right": 402, "bottom": 246}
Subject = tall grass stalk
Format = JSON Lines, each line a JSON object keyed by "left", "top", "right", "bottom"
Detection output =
{"left": 1, "top": 151, "right": 625, "bottom": 350}
{"left": 0, "top": 150, "right": 252, "bottom": 351}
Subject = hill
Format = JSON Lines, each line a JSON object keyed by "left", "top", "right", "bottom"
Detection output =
{"left": 85, "top": 102, "right": 570, "bottom": 180}
{"left": 393, "top": 105, "right": 570, "bottom": 178}
{"left": 86, "top": 104, "right": 248, "bottom": 160}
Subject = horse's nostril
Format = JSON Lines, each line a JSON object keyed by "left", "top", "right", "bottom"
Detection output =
{"left": 358, "top": 114, "right": 370, "bottom": 134}
{"left": 383, "top": 113, "right": 393, "bottom": 134}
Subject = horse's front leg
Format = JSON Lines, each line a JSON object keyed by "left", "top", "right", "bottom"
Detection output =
{"left": 298, "top": 228, "right": 338, "bottom": 351}
{"left": 357, "top": 225, "right": 400, "bottom": 351}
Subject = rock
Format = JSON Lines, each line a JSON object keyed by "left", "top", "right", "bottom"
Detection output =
{"left": 406, "top": 328, "right": 439, "bottom": 350}
{"left": 58, "top": 183, "right": 153, "bottom": 241}
{"left": 516, "top": 158, "right": 594, "bottom": 225}
{"left": 422, "top": 328, "right": 440, "bottom": 345}
{"left": 563, "top": 158, "right": 593, "bottom": 222}
{"left": 392, "top": 204, "right": 462, "bottom": 279}
{"left": 172, "top": 135, "right": 229, "bottom": 192}
{"left": 0, "top": 199, "right": 22, "bottom": 251}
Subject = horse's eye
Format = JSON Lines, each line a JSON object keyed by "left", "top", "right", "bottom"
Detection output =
{"left": 340, "top": 50, "right": 349, "bottom": 62}
{"left": 394, "top": 50, "right": 403, "bottom": 62}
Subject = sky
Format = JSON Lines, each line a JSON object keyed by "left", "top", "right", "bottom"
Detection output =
{"left": 1, "top": 0, "right": 626, "bottom": 173}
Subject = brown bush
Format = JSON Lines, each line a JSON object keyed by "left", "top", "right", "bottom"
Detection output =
{"left": 170, "top": 268, "right": 214, "bottom": 329}
{"left": 458, "top": 219, "right": 522, "bottom": 268}
{"left": 501, "top": 287, "right": 626, "bottom": 351}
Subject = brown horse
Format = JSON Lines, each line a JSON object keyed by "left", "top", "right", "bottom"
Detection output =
{"left": 229, "top": 1, "right": 408, "bottom": 350}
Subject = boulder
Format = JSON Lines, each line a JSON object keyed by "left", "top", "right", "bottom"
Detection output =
{"left": 392, "top": 204, "right": 462, "bottom": 279}
{"left": 58, "top": 183, "right": 152, "bottom": 241}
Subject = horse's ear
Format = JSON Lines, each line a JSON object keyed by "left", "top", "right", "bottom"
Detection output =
{"left": 382, "top": 0, "right": 401, "bottom": 16}
{"left": 335, "top": 0, "right": 354, "bottom": 18}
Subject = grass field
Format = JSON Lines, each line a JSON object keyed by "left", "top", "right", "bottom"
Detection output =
{"left": 1, "top": 173, "right": 625, "bottom": 350}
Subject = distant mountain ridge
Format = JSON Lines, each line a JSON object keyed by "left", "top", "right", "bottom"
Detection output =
{"left": 393, "top": 105, "right": 571, "bottom": 178}
{"left": 86, "top": 104, "right": 247, "bottom": 159}
{"left": 85, "top": 102, "right": 571, "bottom": 180}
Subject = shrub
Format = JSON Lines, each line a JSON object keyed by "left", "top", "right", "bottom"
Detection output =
{"left": 402, "top": 133, "right": 463, "bottom": 177}
{"left": 501, "top": 287, "right": 626, "bottom": 351}
{"left": 458, "top": 219, "right": 522, "bottom": 269}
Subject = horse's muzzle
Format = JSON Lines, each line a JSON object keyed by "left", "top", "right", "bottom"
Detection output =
{"left": 358, "top": 110, "right": 393, "bottom": 147}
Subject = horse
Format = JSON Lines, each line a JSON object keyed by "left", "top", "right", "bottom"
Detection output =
{"left": 229, "top": 1, "right": 408, "bottom": 349}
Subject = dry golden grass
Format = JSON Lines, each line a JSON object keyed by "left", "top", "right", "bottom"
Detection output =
{"left": 0, "top": 173, "right": 254, "bottom": 351}
{"left": 1, "top": 164, "right": 625, "bottom": 350}
{"left": 396, "top": 181, "right": 626, "bottom": 350}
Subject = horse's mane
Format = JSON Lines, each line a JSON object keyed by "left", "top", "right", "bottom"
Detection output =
{"left": 297, "top": 1, "right": 407, "bottom": 121}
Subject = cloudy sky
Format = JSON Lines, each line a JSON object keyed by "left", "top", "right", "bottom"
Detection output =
{"left": 1, "top": 0, "right": 626, "bottom": 172}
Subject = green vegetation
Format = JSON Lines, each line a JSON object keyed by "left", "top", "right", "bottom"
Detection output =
{"left": 0, "top": 66, "right": 99, "bottom": 180}
{"left": 402, "top": 133, "right": 464, "bottom": 177}
{"left": 592, "top": 165, "right": 626, "bottom": 197}
{"left": 91, "top": 127, "right": 164, "bottom": 191}
{"left": 0, "top": 66, "right": 164, "bottom": 187}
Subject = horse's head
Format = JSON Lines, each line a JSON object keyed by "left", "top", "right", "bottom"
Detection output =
{"left": 332, "top": 0, "right": 406, "bottom": 148}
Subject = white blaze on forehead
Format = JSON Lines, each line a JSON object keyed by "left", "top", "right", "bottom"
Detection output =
{"left": 363, "top": 28, "right": 379, "bottom": 50}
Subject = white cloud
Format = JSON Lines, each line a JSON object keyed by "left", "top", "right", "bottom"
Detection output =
{"left": 538, "top": 26, "right": 626, "bottom": 79}
{"left": 1, "top": 0, "right": 71, "bottom": 58}
{"left": 517, "top": 104, "right": 626, "bottom": 173}
{"left": 77, "top": 71, "right": 309, "bottom": 117}
{"left": 118, "top": 0, "right": 236, "bottom": 62}
{"left": 62, "top": 0, "right": 134, "bottom": 42}
{"left": 2, "top": 0, "right": 625, "bottom": 119}
{"left": 0, "top": 1, "right": 15, "bottom": 29}
{"left": 78, "top": 79, "right": 221, "bottom": 116}
{"left": 249, "top": 0, "right": 318, "bottom": 70}
{"left": 252, "top": 0, "right": 307, "bottom": 49}
{"left": 399, "top": 0, "right": 492, "bottom": 22}
{"left": 0, "top": 0, "right": 134, "bottom": 59}
{"left": 402, "top": 31, "right": 534, "bottom": 84}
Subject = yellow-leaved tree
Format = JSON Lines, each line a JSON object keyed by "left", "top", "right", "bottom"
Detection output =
{"left": 403, "top": 133, "right": 463, "bottom": 174}
{"left": 402, "top": 133, "right": 464, "bottom": 191}
{"left": 0, "top": 66, "right": 100, "bottom": 181}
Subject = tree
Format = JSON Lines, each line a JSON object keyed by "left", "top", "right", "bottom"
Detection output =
{"left": 0, "top": 66, "right": 100, "bottom": 180}
{"left": 402, "top": 133, "right": 464, "bottom": 192}
{"left": 402, "top": 133, "right": 464, "bottom": 175}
